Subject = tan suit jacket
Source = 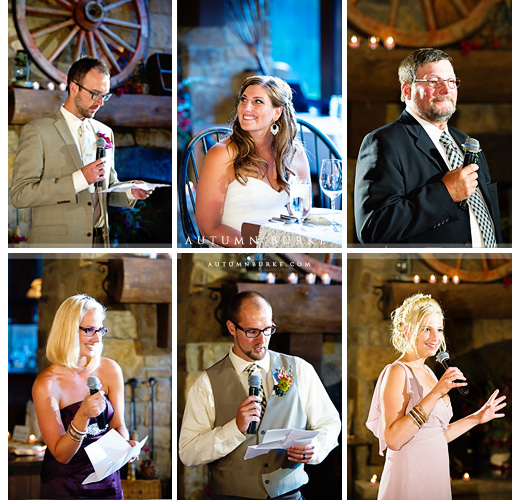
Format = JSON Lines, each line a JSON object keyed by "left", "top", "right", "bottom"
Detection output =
{"left": 10, "top": 109, "right": 136, "bottom": 247}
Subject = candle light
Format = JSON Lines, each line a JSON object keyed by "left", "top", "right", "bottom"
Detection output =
{"left": 429, "top": 274, "right": 437, "bottom": 284}
{"left": 46, "top": 82, "right": 55, "bottom": 91}
{"left": 384, "top": 36, "right": 395, "bottom": 50}
{"left": 462, "top": 472, "right": 470, "bottom": 481}
{"left": 368, "top": 36, "right": 379, "bottom": 50}
{"left": 413, "top": 275, "right": 421, "bottom": 284}
{"left": 288, "top": 272, "right": 298, "bottom": 284}
{"left": 266, "top": 272, "right": 276, "bottom": 284}
{"left": 442, "top": 275, "right": 449, "bottom": 284}
{"left": 349, "top": 35, "right": 360, "bottom": 48}
{"left": 370, "top": 474, "right": 378, "bottom": 484}
{"left": 305, "top": 273, "right": 316, "bottom": 284}
{"left": 28, "top": 434, "right": 37, "bottom": 444}
{"left": 453, "top": 275, "right": 460, "bottom": 285}
{"left": 59, "top": 82, "right": 66, "bottom": 91}
{"left": 321, "top": 273, "right": 331, "bottom": 285}
{"left": 32, "top": 81, "right": 40, "bottom": 90}
{"left": 8, "top": 431, "right": 11, "bottom": 440}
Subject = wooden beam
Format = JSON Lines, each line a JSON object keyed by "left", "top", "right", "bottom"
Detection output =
{"left": 8, "top": 87, "right": 172, "bottom": 127}
{"left": 236, "top": 283, "right": 341, "bottom": 334}
{"left": 381, "top": 282, "right": 511, "bottom": 319}
{"left": 347, "top": 48, "right": 512, "bottom": 103}
{"left": 107, "top": 257, "right": 172, "bottom": 303}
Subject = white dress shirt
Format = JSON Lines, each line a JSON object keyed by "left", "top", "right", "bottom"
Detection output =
{"left": 406, "top": 105, "right": 492, "bottom": 247}
{"left": 179, "top": 346, "right": 341, "bottom": 468}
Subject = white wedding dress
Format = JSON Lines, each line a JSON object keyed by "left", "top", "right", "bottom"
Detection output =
{"left": 221, "top": 177, "right": 290, "bottom": 231}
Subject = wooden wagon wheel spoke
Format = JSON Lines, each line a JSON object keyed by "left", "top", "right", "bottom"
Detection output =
{"left": 13, "top": 0, "right": 149, "bottom": 87}
{"left": 347, "top": 0, "right": 495, "bottom": 47}
{"left": 420, "top": 253, "right": 511, "bottom": 283}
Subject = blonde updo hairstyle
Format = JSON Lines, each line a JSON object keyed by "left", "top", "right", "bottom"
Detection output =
{"left": 390, "top": 293, "right": 446, "bottom": 355}
{"left": 46, "top": 294, "right": 106, "bottom": 371}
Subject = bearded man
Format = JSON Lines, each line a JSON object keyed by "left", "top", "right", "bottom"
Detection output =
{"left": 354, "top": 47, "right": 502, "bottom": 247}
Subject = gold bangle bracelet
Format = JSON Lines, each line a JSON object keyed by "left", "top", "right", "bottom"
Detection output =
{"left": 408, "top": 411, "right": 422, "bottom": 427}
{"left": 415, "top": 403, "right": 428, "bottom": 422}
{"left": 66, "top": 426, "right": 83, "bottom": 442}
{"left": 409, "top": 409, "right": 425, "bottom": 426}
{"left": 70, "top": 422, "right": 87, "bottom": 436}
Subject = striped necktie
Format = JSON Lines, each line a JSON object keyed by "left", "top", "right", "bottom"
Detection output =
{"left": 246, "top": 364, "right": 267, "bottom": 418}
{"left": 439, "top": 131, "right": 497, "bottom": 248}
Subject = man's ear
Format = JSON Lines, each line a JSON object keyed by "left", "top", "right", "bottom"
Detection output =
{"left": 227, "top": 320, "right": 236, "bottom": 337}
{"left": 401, "top": 81, "right": 412, "bottom": 101}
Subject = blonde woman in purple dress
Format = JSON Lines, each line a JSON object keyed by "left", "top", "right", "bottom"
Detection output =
{"left": 366, "top": 293, "right": 506, "bottom": 500}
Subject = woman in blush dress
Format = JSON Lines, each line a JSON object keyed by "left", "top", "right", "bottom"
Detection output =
{"left": 366, "top": 293, "right": 506, "bottom": 500}
{"left": 32, "top": 294, "right": 137, "bottom": 499}
{"left": 195, "top": 75, "right": 310, "bottom": 247}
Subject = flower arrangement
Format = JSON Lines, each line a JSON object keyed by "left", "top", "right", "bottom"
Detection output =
{"left": 97, "top": 132, "right": 113, "bottom": 149}
{"left": 272, "top": 365, "right": 294, "bottom": 396}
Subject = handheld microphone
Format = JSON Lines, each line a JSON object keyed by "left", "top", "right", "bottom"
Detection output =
{"left": 247, "top": 374, "right": 261, "bottom": 435}
{"left": 86, "top": 376, "right": 107, "bottom": 429}
{"left": 436, "top": 351, "right": 469, "bottom": 396}
{"left": 95, "top": 136, "right": 107, "bottom": 188}
{"left": 460, "top": 137, "right": 480, "bottom": 209}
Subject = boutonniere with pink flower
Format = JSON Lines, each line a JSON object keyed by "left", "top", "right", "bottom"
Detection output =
{"left": 272, "top": 365, "right": 294, "bottom": 397}
{"left": 97, "top": 132, "right": 113, "bottom": 149}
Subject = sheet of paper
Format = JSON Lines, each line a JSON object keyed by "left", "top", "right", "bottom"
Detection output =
{"left": 100, "top": 181, "right": 171, "bottom": 193}
{"left": 82, "top": 429, "right": 148, "bottom": 484}
{"left": 244, "top": 428, "right": 319, "bottom": 460}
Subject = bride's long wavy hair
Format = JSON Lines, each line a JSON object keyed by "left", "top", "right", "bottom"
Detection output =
{"left": 229, "top": 75, "right": 300, "bottom": 193}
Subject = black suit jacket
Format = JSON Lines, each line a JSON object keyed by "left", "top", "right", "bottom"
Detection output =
{"left": 354, "top": 110, "right": 502, "bottom": 246}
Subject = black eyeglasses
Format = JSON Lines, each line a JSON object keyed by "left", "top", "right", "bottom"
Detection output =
{"left": 415, "top": 77, "right": 461, "bottom": 89}
{"left": 72, "top": 81, "right": 112, "bottom": 102}
{"left": 79, "top": 326, "right": 108, "bottom": 337}
{"left": 231, "top": 320, "right": 277, "bottom": 338}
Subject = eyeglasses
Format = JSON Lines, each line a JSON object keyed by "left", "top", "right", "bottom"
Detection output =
{"left": 231, "top": 320, "right": 277, "bottom": 338}
{"left": 72, "top": 81, "right": 112, "bottom": 102}
{"left": 79, "top": 326, "right": 108, "bottom": 337}
{"left": 415, "top": 77, "right": 461, "bottom": 89}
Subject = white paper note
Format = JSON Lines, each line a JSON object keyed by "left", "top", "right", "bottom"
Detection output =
{"left": 82, "top": 429, "right": 148, "bottom": 484}
{"left": 244, "top": 428, "right": 319, "bottom": 460}
{"left": 100, "top": 181, "right": 171, "bottom": 193}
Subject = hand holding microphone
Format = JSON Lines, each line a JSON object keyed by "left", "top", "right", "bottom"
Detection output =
{"left": 436, "top": 351, "right": 469, "bottom": 396}
{"left": 459, "top": 137, "right": 480, "bottom": 209}
{"left": 235, "top": 373, "right": 262, "bottom": 434}
{"left": 85, "top": 376, "right": 108, "bottom": 429}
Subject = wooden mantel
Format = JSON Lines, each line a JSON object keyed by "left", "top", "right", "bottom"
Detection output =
{"left": 381, "top": 281, "right": 511, "bottom": 320}
{"left": 8, "top": 87, "right": 171, "bottom": 128}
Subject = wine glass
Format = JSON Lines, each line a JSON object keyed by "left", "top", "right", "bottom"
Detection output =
{"left": 289, "top": 178, "right": 312, "bottom": 227}
{"left": 319, "top": 159, "right": 342, "bottom": 227}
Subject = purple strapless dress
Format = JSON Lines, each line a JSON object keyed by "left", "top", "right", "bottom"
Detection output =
{"left": 40, "top": 397, "right": 124, "bottom": 499}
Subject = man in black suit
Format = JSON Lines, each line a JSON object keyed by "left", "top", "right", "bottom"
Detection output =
{"left": 354, "top": 48, "right": 502, "bottom": 247}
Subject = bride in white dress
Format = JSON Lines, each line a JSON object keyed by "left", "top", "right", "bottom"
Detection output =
{"left": 195, "top": 75, "right": 310, "bottom": 248}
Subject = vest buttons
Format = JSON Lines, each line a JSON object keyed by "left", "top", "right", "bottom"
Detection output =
{"left": 264, "top": 463, "right": 269, "bottom": 468}
{"left": 265, "top": 480, "right": 270, "bottom": 484}
{"left": 87, "top": 232, "right": 92, "bottom": 237}
{"left": 261, "top": 430, "right": 266, "bottom": 435}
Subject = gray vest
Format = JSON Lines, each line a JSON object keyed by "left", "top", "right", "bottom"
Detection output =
{"left": 206, "top": 351, "right": 308, "bottom": 499}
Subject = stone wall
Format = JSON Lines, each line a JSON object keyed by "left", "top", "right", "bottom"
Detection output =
{"left": 347, "top": 254, "right": 512, "bottom": 483}
{"left": 178, "top": 1, "right": 273, "bottom": 130}
{"left": 38, "top": 254, "right": 172, "bottom": 485}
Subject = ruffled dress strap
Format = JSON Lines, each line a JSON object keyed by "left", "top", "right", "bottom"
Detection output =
{"left": 365, "top": 361, "right": 419, "bottom": 456}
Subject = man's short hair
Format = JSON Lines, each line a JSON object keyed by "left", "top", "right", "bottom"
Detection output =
{"left": 227, "top": 291, "right": 272, "bottom": 324}
{"left": 398, "top": 48, "right": 453, "bottom": 101}
{"left": 67, "top": 56, "right": 110, "bottom": 91}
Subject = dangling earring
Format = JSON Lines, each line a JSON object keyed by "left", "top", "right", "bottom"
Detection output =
{"left": 270, "top": 121, "right": 279, "bottom": 136}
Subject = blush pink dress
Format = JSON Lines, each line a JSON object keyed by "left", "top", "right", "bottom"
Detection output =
{"left": 366, "top": 361, "right": 453, "bottom": 500}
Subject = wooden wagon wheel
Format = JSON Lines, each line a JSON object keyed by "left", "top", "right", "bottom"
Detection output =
{"left": 420, "top": 253, "right": 511, "bottom": 283}
{"left": 347, "top": 0, "right": 496, "bottom": 47}
{"left": 13, "top": 0, "right": 149, "bottom": 88}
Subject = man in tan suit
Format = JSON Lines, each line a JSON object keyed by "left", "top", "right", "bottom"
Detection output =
{"left": 10, "top": 56, "right": 152, "bottom": 248}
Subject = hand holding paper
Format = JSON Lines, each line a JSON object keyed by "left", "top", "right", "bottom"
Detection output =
{"left": 244, "top": 428, "right": 319, "bottom": 460}
{"left": 100, "top": 181, "right": 170, "bottom": 193}
{"left": 83, "top": 429, "right": 148, "bottom": 484}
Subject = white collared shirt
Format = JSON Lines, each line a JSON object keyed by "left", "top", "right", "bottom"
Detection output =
{"left": 406, "top": 105, "right": 488, "bottom": 247}
{"left": 179, "top": 346, "right": 340, "bottom": 468}
{"left": 60, "top": 105, "right": 92, "bottom": 194}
